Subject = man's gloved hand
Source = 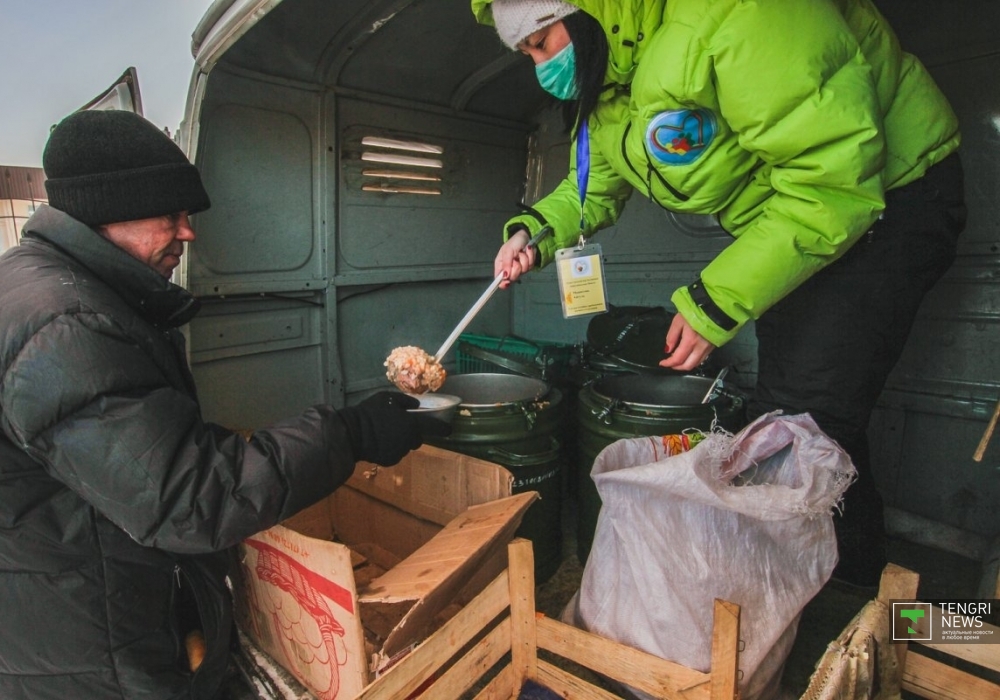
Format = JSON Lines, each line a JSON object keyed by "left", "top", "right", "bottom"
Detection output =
{"left": 340, "top": 391, "right": 452, "bottom": 466}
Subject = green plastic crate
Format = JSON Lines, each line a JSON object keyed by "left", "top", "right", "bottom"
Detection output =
{"left": 455, "top": 333, "right": 574, "bottom": 380}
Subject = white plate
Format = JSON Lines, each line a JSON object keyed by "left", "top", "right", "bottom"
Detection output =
{"left": 407, "top": 393, "right": 462, "bottom": 421}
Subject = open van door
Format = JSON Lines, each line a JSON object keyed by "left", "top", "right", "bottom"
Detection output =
{"left": 79, "top": 66, "right": 143, "bottom": 115}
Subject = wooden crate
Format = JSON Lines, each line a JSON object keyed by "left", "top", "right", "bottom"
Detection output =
{"left": 354, "top": 538, "right": 742, "bottom": 700}
{"left": 800, "top": 564, "right": 1000, "bottom": 700}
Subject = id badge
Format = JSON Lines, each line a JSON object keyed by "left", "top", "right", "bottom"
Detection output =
{"left": 555, "top": 243, "right": 608, "bottom": 318}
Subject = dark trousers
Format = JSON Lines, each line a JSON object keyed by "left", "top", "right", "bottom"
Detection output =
{"left": 746, "top": 152, "right": 967, "bottom": 585}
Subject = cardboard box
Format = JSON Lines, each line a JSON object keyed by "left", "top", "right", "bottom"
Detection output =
{"left": 232, "top": 445, "right": 536, "bottom": 700}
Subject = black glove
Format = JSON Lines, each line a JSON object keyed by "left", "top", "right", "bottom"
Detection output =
{"left": 340, "top": 392, "right": 451, "bottom": 466}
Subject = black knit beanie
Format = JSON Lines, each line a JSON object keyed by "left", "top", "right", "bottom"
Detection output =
{"left": 43, "top": 110, "right": 211, "bottom": 226}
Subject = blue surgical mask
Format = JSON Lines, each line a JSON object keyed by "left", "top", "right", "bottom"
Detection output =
{"left": 535, "top": 42, "right": 580, "bottom": 101}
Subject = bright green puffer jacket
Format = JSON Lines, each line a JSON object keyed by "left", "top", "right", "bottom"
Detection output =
{"left": 472, "top": 0, "right": 960, "bottom": 346}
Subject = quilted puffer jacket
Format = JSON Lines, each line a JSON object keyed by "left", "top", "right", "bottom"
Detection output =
{"left": 472, "top": 0, "right": 960, "bottom": 346}
{"left": 0, "top": 206, "right": 357, "bottom": 699}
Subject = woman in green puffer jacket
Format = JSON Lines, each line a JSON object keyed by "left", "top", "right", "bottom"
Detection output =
{"left": 473, "top": 0, "right": 965, "bottom": 588}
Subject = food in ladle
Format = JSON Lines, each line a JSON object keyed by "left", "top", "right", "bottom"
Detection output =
{"left": 384, "top": 346, "right": 446, "bottom": 394}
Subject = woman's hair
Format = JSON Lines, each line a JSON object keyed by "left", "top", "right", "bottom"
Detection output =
{"left": 563, "top": 10, "right": 609, "bottom": 135}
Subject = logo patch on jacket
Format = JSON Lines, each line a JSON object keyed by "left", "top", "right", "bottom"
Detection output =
{"left": 645, "top": 108, "right": 717, "bottom": 165}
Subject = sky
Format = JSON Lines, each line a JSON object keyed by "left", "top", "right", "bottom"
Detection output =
{"left": 1, "top": 0, "right": 216, "bottom": 167}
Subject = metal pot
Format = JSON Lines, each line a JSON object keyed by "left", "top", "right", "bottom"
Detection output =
{"left": 429, "top": 373, "right": 564, "bottom": 583}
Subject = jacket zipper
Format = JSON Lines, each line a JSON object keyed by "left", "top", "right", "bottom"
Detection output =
{"left": 620, "top": 122, "right": 691, "bottom": 203}
{"left": 171, "top": 565, "right": 186, "bottom": 671}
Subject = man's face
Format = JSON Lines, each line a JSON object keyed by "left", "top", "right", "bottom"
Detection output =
{"left": 98, "top": 212, "right": 196, "bottom": 279}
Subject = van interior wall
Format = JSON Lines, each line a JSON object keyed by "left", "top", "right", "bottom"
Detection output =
{"left": 185, "top": 0, "right": 1000, "bottom": 550}
{"left": 186, "top": 69, "right": 532, "bottom": 427}
{"left": 334, "top": 95, "right": 531, "bottom": 395}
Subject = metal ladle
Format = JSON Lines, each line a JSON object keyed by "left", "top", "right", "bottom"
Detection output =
{"left": 434, "top": 226, "right": 553, "bottom": 363}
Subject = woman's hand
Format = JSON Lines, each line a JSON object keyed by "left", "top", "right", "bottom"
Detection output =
{"left": 659, "top": 313, "right": 716, "bottom": 371}
{"left": 494, "top": 229, "right": 536, "bottom": 289}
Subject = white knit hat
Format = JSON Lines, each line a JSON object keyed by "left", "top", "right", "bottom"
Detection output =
{"left": 490, "top": 0, "right": 579, "bottom": 50}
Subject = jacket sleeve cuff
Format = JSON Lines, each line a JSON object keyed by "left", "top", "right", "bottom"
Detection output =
{"left": 670, "top": 283, "right": 743, "bottom": 347}
{"left": 503, "top": 215, "right": 559, "bottom": 268}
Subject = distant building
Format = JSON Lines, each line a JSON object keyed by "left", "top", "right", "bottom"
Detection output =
{"left": 1, "top": 166, "right": 47, "bottom": 254}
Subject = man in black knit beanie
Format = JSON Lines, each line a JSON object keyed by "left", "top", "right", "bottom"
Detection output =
{"left": 0, "top": 110, "right": 447, "bottom": 700}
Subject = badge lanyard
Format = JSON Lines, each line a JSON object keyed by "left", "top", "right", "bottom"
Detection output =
{"left": 556, "top": 117, "right": 608, "bottom": 319}
{"left": 577, "top": 118, "right": 590, "bottom": 231}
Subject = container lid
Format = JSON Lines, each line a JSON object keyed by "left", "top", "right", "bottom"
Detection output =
{"left": 591, "top": 373, "right": 723, "bottom": 407}
{"left": 585, "top": 305, "right": 676, "bottom": 373}
{"left": 441, "top": 373, "right": 549, "bottom": 406}
{"left": 456, "top": 342, "right": 546, "bottom": 380}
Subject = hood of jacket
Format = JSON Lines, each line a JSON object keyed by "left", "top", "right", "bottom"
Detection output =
{"left": 472, "top": 0, "right": 666, "bottom": 85}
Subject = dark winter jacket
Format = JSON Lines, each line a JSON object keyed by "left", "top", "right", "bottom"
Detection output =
{"left": 0, "top": 206, "right": 357, "bottom": 699}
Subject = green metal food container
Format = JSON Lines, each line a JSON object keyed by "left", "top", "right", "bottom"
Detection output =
{"left": 426, "top": 373, "right": 566, "bottom": 584}
{"left": 575, "top": 373, "right": 747, "bottom": 564}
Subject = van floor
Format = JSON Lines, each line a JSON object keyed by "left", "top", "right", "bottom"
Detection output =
{"left": 534, "top": 490, "right": 988, "bottom": 698}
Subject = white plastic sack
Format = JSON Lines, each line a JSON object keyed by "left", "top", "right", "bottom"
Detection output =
{"left": 574, "top": 412, "right": 856, "bottom": 700}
